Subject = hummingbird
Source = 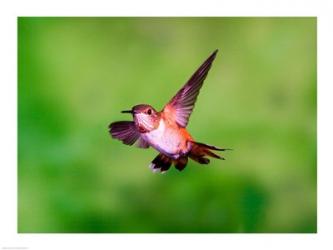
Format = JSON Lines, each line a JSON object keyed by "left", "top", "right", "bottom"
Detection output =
{"left": 109, "top": 49, "right": 230, "bottom": 173}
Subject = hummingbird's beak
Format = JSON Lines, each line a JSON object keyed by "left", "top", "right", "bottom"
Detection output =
{"left": 121, "top": 110, "right": 133, "bottom": 114}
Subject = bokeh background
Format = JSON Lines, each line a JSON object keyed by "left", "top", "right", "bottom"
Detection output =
{"left": 18, "top": 17, "right": 316, "bottom": 233}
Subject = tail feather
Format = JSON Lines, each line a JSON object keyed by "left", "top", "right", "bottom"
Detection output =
{"left": 194, "top": 142, "right": 232, "bottom": 151}
{"left": 189, "top": 141, "right": 228, "bottom": 164}
{"left": 203, "top": 149, "right": 225, "bottom": 160}
{"left": 189, "top": 154, "right": 210, "bottom": 164}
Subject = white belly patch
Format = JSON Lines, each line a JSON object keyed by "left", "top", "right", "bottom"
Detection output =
{"left": 142, "top": 120, "right": 182, "bottom": 157}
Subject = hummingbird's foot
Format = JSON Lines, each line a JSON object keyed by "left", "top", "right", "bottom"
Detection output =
{"left": 174, "top": 156, "right": 188, "bottom": 171}
{"left": 149, "top": 153, "right": 172, "bottom": 173}
{"left": 149, "top": 163, "right": 161, "bottom": 173}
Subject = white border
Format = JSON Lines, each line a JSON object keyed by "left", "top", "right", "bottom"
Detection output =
{"left": 1, "top": 0, "right": 332, "bottom": 250}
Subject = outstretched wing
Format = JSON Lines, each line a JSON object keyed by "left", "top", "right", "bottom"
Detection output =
{"left": 108, "top": 121, "right": 149, "bottom": 148}
{"left": 163, "top": 50, "right": 218, "bottom": 127}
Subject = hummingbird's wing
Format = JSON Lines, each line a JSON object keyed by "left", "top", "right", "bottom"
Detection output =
{"left": 163, "top": 50, "right": 218, "bottom": 127}
{"left": 109, "top": 121, "right": 149, "bottom": 148}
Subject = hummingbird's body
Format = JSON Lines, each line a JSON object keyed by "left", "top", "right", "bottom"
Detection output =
{"left": 109, "top": 50, "right": 230, "bottom": 173}
{"left": 141, "top": 116, "right": 192, "bottom": 159}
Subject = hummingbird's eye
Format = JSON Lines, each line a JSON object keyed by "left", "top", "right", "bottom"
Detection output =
{"left": 147, "top": 109, "right": 152, "bottom": 115}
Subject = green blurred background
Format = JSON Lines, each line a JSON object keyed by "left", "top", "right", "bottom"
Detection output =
{"left": 18, "top": 17, "right": 316, "bottom": 233}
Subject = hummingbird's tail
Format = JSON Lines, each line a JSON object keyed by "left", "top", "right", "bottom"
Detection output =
{"left": 189, "top": 141, "right": 231, "bottom": 164}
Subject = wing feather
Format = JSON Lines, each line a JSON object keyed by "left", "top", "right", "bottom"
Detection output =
{"left": 109, "top": 121, "right": 149, "bottom": 148}
{"left": 163, "top": 50, "right": 218, "bottom": 127}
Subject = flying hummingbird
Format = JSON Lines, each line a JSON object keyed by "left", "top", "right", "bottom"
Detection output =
{"left": 109, "top": 49, "right": 230, "bottom": 173}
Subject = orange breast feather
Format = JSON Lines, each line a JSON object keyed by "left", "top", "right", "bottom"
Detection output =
{"left": 161, "top": 110, "right": 193, "bottom": 153}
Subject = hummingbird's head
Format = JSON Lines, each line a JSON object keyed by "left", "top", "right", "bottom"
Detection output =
{"left": 121, "top": 104, "right": 160, "bottom": 132}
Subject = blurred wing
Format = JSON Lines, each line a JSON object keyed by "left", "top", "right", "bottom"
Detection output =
{"left": 109, "top": 121, "right": 149, "bottom": 148}
{"left": 163, "top": 50, "right": 218, "bottom": 127}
